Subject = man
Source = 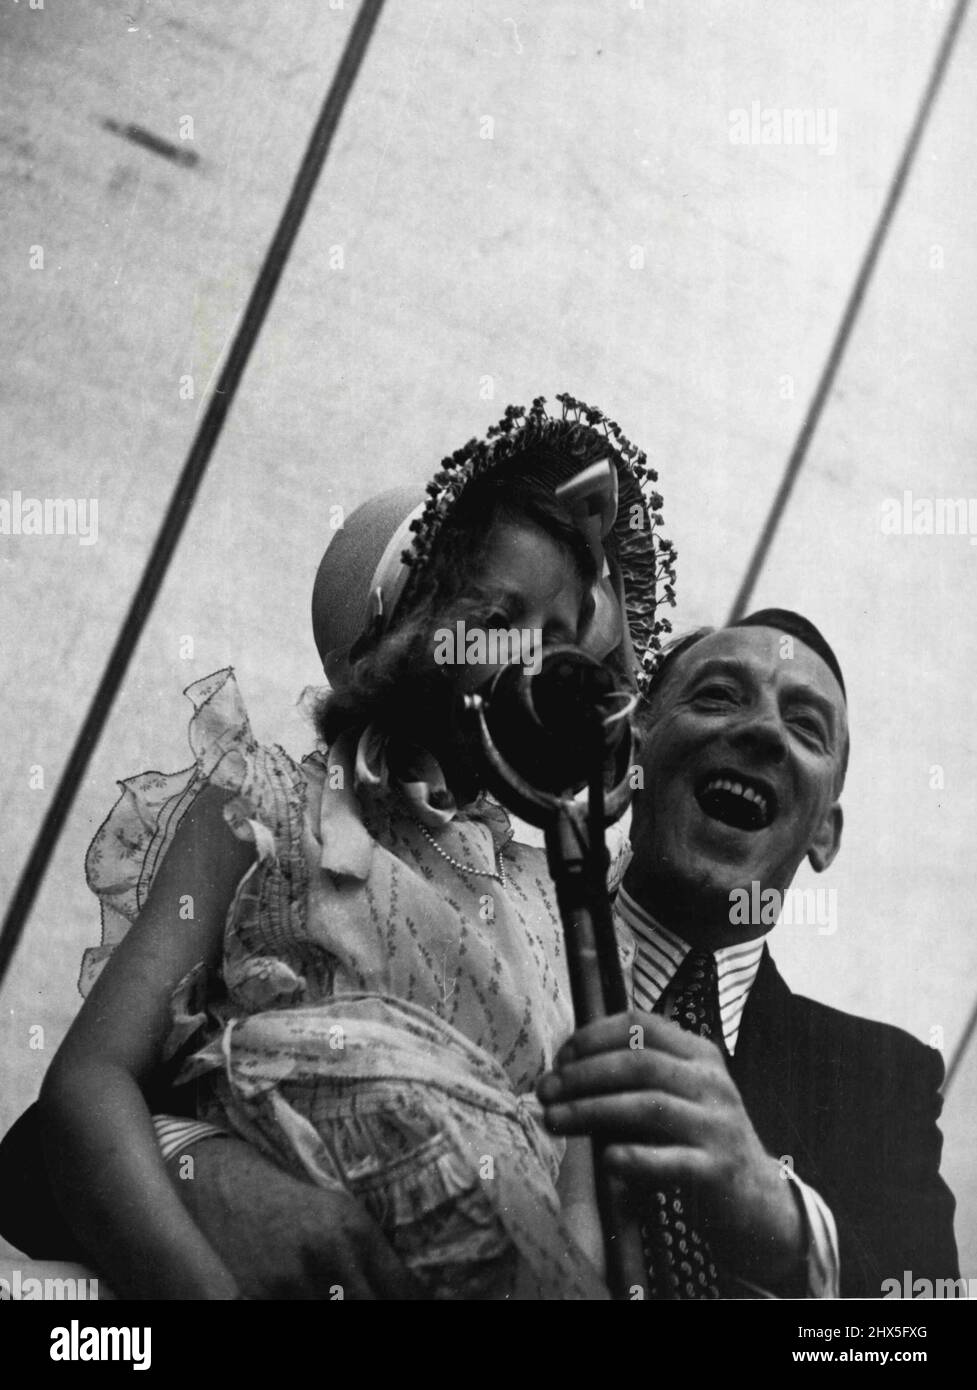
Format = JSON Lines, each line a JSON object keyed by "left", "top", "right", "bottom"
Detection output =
{"left": 0, "top": 610, "right": 959, "bottom": 1298}
{"left": 538, "top": 609, "right": 959, "bottom": 1297}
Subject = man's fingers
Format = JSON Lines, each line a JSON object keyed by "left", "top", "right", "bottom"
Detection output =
{"left": 555, "top": 1011, "right": 703, "bottom": 1066}
{"left": 543, "top": 1090, "right": 702, "bottom": 1143}
{"left": 539, "top": 1047, "right": 700, "bottom": 1106}
{"left": 604, "top": 1143, "right": 711, "bottom": 1189}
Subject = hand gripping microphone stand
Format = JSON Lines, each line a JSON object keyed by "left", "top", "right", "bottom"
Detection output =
{"left": 463, "top": 647, "right": 650, "bottom": 1300}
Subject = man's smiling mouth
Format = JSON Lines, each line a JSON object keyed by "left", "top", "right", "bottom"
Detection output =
{"left": 695, "top": 770, "right": 778, "bottom": 831}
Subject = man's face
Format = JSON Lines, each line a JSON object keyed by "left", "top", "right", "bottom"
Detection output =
{"left": 628, "top": 626, "right": 846, "bottom": 931}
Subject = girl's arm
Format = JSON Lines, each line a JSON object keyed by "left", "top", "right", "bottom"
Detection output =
{"left": 39, "top": 784, "right": 255, "bottom": 1299}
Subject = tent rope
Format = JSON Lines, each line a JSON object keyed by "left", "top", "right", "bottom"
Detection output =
{"left": 0, "top": 0, "right": 387, "bottom": 989}
{"left": 727, "top": 0, "right": 971, "bottom": 625}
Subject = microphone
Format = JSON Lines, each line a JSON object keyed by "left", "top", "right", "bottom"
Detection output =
{"left": 465, "top": 646, "right": 648, "bottom": 1297}
{"left": 468, "top": 648, "right": 649, "bottom": 1299}
{"left": 465, "top": 646, "right": 636, "bottom": 825}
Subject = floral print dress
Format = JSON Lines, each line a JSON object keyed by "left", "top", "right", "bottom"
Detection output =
{"left": 83, "top": 668, "right": 619, "bottom": 1299}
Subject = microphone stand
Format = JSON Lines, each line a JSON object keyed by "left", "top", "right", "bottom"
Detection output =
{"left": 464, "top": 682, "right": 650, "bottom": 1301}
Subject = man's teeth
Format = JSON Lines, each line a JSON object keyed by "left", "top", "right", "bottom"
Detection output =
{"left": 702, "top": 775, "right": 768, "bottom": 820}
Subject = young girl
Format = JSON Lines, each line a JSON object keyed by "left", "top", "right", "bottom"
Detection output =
{"left": 40, "top": 394, "right": 675, "bottom": 1300}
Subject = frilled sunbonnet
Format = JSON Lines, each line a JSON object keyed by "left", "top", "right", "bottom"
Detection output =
{"left": 312, "top": 394, "right": 676, "bottom": 694}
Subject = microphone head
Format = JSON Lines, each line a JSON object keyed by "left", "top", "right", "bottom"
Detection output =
{"left": 479, "top": 646, "right": 631, "bottom": 799}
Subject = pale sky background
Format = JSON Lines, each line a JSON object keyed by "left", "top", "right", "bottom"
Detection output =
{"left": 1, "top": 0, "right": 975, "bottom": 1282}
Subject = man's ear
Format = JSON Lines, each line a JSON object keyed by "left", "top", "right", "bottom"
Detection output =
{"left": 808, "top": 803, "right": 843, "bottom": 873}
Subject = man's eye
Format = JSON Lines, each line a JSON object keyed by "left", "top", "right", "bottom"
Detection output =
{"left": 694, "top": 683, "right": 738, "bottom": 704}
{"left": 791, "top": 713, "right": 828, "bottom": 744}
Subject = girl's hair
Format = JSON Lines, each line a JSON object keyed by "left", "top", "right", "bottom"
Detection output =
{"left": 314, "top": 453, "right": 610, "bottom": 756}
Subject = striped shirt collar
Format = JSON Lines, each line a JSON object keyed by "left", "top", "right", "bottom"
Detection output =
{"left": 614, "top": 886, "right": 765, "bottom": 1055}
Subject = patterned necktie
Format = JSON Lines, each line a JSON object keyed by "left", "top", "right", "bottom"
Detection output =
{"left": 640, "top": 947, "right": 722, "bottom": 1299}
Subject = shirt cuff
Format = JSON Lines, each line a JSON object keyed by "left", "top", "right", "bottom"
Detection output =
{"left": 785, "top": 1169, "right": 840, "bottom": 1298}
{"left": 153, "top": 1115, "right": 229, "bottom": 1165}
{"left": 730, "top": 1170, "right": 840, "bottom": 1299}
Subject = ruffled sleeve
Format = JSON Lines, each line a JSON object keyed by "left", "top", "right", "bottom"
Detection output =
{"left": 80, "top": 668, "right": 310, "bottom": 1013}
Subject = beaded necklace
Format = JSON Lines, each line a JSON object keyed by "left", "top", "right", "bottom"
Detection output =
{"left": 412, "top": 815, "right": 509, "bottom": 889}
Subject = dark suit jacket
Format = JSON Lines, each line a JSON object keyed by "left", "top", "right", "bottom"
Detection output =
{"left": 730, "top": 947, "right": 959, "bottom": 1298}
{"left": 0, "top": 947, "right": 960, "bottom": 1296}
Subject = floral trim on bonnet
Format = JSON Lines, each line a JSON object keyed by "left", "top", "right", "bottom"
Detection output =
{"left": 400, "top": 394, "right": 677, "bottom": 691}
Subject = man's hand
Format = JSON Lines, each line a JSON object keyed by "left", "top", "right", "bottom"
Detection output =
{"left": 171, "top": 1137, "right": 423, "bottom": 1300}
{"left": 538, "top": 1011, "right": 804, "bottom": 1286}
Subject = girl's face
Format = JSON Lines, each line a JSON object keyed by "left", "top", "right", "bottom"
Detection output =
{"left": 451, "top": 519, "right": 593, "bottom": 691}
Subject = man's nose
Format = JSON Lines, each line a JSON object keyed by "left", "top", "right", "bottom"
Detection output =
{"left": 728, "top": 700, "right": 789, "bottom": 763}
